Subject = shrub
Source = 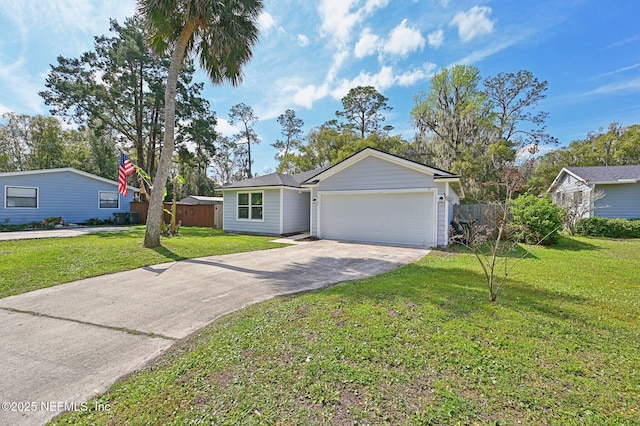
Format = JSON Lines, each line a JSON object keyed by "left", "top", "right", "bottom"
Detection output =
{"left": 575, "top": 217, "right": 640, "bottom": 238}
{"left": 510, "top": 194, "right": 564, "bottom": 245}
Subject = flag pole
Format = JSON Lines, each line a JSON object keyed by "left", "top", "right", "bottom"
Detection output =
{"left": 117, "top": 148, "right": 153, "bottom": 189}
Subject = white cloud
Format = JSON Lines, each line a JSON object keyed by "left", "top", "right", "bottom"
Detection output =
{"left": 354, "top": 29, "right": 380, "bottom": 58}
{"left": 297, "top": 34, "right": 309, "bottom": 47}
{"left": 0, "top": 57, "right": 44, "bottom": 112}
{"left": 581, "top": 77, "right": 640, "bottom": 97}
{"left": 397, "top": 63, "right": 437, "bottom": 86}
{"left": 331, "top": 66, "right": 395, "bottom": 100}
{"left": 593, "top": 62, "right": 640, "bottom": 79}
{"left": 318, "top": 0, "right": 388, "bottom": 45}
{"left": 364, "top": 0, "right": 390, "bottom": 13}
{"left": 318, "top": 0, "right": 361, "bottom": 44}
{"left": 216, "top": 118, "right": 237, "bottom": 137}
{"left": 293, "top": 83, "right": 329, "bottom": 109}
{"left": 428, "top": 29, "right": 444, "bottom": 48}
{"left": 258, "top": 11, "right": 277, "bottom": 33}
{"left": 382, "top": 19, "right": 425, "bottom": 57}
{"left": 331, "top": 63, "right": 434, "bottom": 99}
{"left": 326, "top": 49, "right": 350, "bottom": 83}
{"left": 0, "top": 104, "right": 12, "bottom": 116}
{"left": 450, "top": 6, "right": 495, "bottom": 42}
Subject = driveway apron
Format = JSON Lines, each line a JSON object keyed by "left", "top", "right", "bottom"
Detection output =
{"left": 0, "top": 240, "right": 428, "bottom": 425}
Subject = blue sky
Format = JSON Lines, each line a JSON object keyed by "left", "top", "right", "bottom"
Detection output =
{"left": 1, "top": 0, "right": 639, "bottom": 175}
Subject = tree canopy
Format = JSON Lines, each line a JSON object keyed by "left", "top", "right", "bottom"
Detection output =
{"left": 411, "top": 65, "right": 555, "bottom": 201}
{"left": 336, "top": 86, "right": 392, "bottom": 139}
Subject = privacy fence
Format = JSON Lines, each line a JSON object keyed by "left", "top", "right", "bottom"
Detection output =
{"left": 130, "top": 202, "right": 222, "bottom": 228}
{"left": 454, "top": 204, "right": 505, "bottom": 228}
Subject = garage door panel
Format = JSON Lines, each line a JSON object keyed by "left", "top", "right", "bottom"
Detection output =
{"left": 319, "top": 192, "right": 434, "bottom": 247}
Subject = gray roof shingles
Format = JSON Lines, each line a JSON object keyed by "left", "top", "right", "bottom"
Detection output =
{"left": 566, "top": 165, "right": 640, "bottom": 183}
{"left": 219, "top": 167, "right": 327, "bottom": 189}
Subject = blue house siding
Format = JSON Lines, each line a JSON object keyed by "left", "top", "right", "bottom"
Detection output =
{"left": 1, "top": 169, "right": 135, "bottom": 225}
{"left": 282, "top": 189, "right": 310, "bottom": 234}
{"left": 317, "top": 156, "right": 436, "bottom": 191}
{"left": 594, "top": 183, "right": 640, "bottom": 219}
{"left": 222, "top": 188, "right": 280, "bottom": 235}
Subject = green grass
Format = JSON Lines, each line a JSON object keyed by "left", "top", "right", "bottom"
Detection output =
{"left": 51, "top": 236, "right": 640, "bottom": 425}
{"left": 0, "top": 227, "right": 286, "bottom": 298}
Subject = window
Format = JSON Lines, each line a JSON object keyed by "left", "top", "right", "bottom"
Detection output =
{"left": 573, "top": 191, "right": 583, "bottom": 205}
{"left": 6, "top": 186, "right": 38, "bottom": 208}
{"left": 238, "top": 191, "right": 263, "bottom": 220}
{"left": 99, "top": 191, "right": 119, "bottom": 209}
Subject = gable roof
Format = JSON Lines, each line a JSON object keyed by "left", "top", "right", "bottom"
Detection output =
{"left": 218, "top": 167, "right": 327, "bottom": 190}
{"left": 302, "top": 147, "right": 458, "bottom": 184}
{"left": 217, "top": 148, "right": 464, "bottom": 198}
{"left": 0, "top": 167, "right": 139, "bottom": 192}
{"left": 549, "top": 165, "right": 640, "bottom": 192}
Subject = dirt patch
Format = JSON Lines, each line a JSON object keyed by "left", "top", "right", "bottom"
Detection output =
{"left": 429, "top": 249, "right": 459, "bottom": 258}
{"left": 296, "top": 236, "right": 320, "bottom": 242}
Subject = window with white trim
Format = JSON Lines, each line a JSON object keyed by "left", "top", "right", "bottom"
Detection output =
{"left": 99, "top": 191, "right": 119, "bottom": 209}
{"left": 6, "top": 186, "right": 38, "bottom": 208}
{"left": 238, "top": 192, "right": 263, "bottom": 220}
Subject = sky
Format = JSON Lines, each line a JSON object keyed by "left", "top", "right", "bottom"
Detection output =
{"left": 1, "top": 0, "right": 639, "bottom": 175}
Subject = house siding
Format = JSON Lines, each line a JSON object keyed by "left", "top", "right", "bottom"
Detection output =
{"left": 1, "top": 170, "right": 134, "bottom": 225}
{"left": 310, "top": 156, "right": 447, "bottom": 245}
{"left": 594, "top": 183, "right": 640, "bottom": 219}
{"left": 551, "top": 174, "right": 593, "bottom": 219}
{"left": 318, "top": 156, "right": 437, "bottom": 191}
{"left": 436, "top": 182, "right": 447, "bottom": 246}
{"left": 282, "top": 189, "right": 310, "bottom": 234}
{"left": 223, "top": 188, "right": 280, "bottom": 235}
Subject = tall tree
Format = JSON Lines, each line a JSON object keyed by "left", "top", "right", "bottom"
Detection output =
{"left": 336, "top": 86, "right": 392, "bottom": 139}
{"left": 273, "top": 109, "right": 303, "bottom": 173}
{"left": 411, "top": 65, "right": 494, "bottom": 200}
{"left": 211, "top": 136, "right": 245, "bottom": 184}
{"left": 0, "top": 113, "right": 31, "bottom": 171}
{"left": 40, "top": 17, "right": 166, "bottom": 174}
{"left": 229, "top": 103, "right": 260, "bottom": 178}
{"left": 139, "top": 0, "right": 262, "bottom": 248}
{"left": 411, "top": 66, "right": 556, "bottom": 201}
{"left": 484, "top": 70, "right": 557, "bottom": 152}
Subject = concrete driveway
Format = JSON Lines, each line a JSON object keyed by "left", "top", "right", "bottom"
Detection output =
{"left": 0, "top": 240, "right": 428, "bottom": 425}
{"left": 0, "top": 227, "right": 133, "bottom": 241}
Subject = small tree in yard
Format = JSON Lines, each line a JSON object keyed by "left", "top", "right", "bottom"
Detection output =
{"left": 452, "top": 167, "right": 563, "bottom": 302}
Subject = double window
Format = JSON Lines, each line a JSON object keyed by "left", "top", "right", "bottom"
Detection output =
{"left": 238, "top": 192, "right": 263, "bottom": 220}
{"left": 5, "top": 186, "right": 38, "bottom": 208}
{"left": 99, "top": 191, "right": 119, "bottom": 209}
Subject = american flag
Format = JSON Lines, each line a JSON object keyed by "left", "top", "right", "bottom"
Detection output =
{"left": 118, "top": 152, "right": 136, "bottom": 196}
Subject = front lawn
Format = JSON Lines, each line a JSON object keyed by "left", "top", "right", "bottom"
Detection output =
{"left": 0, "top": 227, "right": 286, "bottom": 298}
{"left": 51, "top": 236, "right": 640, "bottom": 425}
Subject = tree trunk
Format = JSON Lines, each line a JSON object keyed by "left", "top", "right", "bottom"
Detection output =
{"left": 144, "top": 23, "right": 196, "bottom": 248}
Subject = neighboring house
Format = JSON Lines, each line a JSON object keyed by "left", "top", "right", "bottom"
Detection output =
{"left": 1, "top": 168, "right": 138, "bottom": 225}
{"left": 219, "top": 148, "right": 464, "bottom": 247}
{"left": 548, "top": 165, "right": 640, "bottom": 219}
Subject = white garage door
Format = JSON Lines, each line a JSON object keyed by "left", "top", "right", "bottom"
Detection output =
{"left": 319, "top": 191, "right": 435, "bottom": 247}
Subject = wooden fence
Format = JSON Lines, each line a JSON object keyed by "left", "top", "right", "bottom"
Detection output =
{"left": 454, "top": 204, "right": 504, "bottom": 228}
{"left": 130, "top": 202, "right": 221, "bottom": 228}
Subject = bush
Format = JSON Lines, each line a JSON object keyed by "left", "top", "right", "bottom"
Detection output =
{"left": 510, "top": 194, "right": 564, "bottom": 245}
{"left": 575, "top": 217, "right": 640, "bottom": 238}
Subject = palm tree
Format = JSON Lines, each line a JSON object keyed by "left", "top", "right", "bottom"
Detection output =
{"left": 138, "top": 0, "right": 262, "bottom": 248}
